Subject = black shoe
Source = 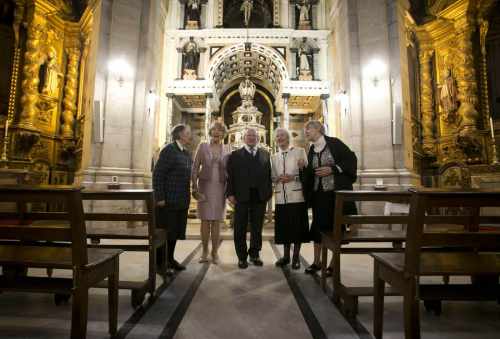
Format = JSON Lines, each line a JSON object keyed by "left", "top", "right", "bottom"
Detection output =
{"left": 291, "top": 259, "right": 301, "bottom": 270}
{"left": 325, "top": 267, "right": 333, "bottom": 277}
{"left": 238, "top": 260, "right": 249, "bottom": 269}
{"left": 305, "top": 263, "right": 321, "bottom": 274}
{"left": 275, "top": 257, "right": 290, "bottom": 267}
{"left": 170, "top": 260, "right": 186, "bottom": 271}
{"left": 250, "top": 257, "right": 263, "bottom": 266}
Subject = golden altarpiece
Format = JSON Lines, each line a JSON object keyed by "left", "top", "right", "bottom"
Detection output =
{"left": 0, "top": 0, "right": 98, "bottom": 185}
{"left": 406, "top": 0, "right": 500, "bottom": 189}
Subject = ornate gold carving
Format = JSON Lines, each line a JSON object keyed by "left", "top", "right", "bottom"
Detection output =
{"left": 19, "top": 13, "right": 46, "bottom": 130}
{"left": 419, "top": 50, "right": 436, "bottom": 156}
{"left": 454, "top": 18, "right": 479, "bottom": 133}
{"left": 61, "top": 48, "right": 81, "bottom": 138}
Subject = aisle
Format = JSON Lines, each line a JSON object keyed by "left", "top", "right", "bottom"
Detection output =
{"left": 173, "top": 241, "right": 312, "bottom": 339}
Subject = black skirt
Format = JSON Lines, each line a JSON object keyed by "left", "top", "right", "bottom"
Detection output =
{"left": 309, "top": 188, "right": 335, "bottom": 243}
{"left": 274, "top": 202, "right": 309, "bottom": 244}
{"left": 156, "top": 207, "right": 188, "bottom": 240}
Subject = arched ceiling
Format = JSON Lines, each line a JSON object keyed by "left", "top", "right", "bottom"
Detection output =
{"left": 208, "top": 43, "right": 288, "bottom": 98}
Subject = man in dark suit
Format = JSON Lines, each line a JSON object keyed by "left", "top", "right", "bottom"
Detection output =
{"left": 153, "top": 124, "right": 193, "bottom": 273}
{"left": 302, "top": 120, "right": 358, "bottom": 274}
{"left": 227, "top": 128, "right": 273, "bottom": 269}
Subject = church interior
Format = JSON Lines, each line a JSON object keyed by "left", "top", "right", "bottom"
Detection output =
{"left": 1, "top": 0, "right": 500, "bottom": 338}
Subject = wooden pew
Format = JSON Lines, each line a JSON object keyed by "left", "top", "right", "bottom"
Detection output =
{"left": 0, "top": 185, "right": 122, "bottom": 339}
{"left": 82, "top": 189, "right": 166, "bottom": 308}
{"left": 320, "top": 190, "right": 411, "bottom": 317}
{"left": 372, "top": 188, "right": 500, "bottom": 339}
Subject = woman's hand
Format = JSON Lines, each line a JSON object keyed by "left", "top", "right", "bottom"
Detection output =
{"left": 314, "top": 166, "right": 333, "bottom": 177}
{"left": 279, "top": 174, "right": 295, "bottom": 183}
{"left": 297, "top": 159, "right": 306, "bottom": 169}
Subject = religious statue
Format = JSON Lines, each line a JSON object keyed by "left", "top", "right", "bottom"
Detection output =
{"left": 440, "top": 68, "right": 458, "bottom": 122}
{"left": 241, "top": 0, "right": 253, "bottom": 27}
{"left": 297, "top": 38, "right": 313, "bottom": 80}
{"left": 186, "top": 0, "right": 201, "bottom": 29}
{"left": 296, "top": 0, "right": 311, "bottom": 29}
{"left": 40, "top": 49, "right": 63, "bottom": 98}
{"left": 182, "top": 37, "right": 200, "bottom": 79}
{"left": 239, "top": 76, "right": 256, "bottom": 107}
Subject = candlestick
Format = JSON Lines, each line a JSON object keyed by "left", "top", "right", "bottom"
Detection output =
{"left": 490, "top": 117, "right": 495, "bottom": 139}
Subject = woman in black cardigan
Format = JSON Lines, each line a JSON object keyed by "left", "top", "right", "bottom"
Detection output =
{"left": 153, "top": 124, "right": 193, "bottom": 272}
{"left": 302, "top": 120, "right": 358, "bottom": 275}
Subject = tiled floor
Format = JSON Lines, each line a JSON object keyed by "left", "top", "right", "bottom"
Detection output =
{"left": 1, "top": 238, "right": 499, "bottom": 339}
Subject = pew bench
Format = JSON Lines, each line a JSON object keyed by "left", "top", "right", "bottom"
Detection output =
{"left": 372, "top": 189, "right": 500, "bottom": 339}
{"left": 320, "top": 190, "right": 411, "bottom": 317}
{"left": 82, "top": 189, "right": 166, "bottom": 308}
{"left": 0, "top": 185, "right": 122, "bottom": 339}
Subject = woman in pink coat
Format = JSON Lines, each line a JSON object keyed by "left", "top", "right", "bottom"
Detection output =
{"left": 191, "top": 121, "right": 231, "bottom": 263}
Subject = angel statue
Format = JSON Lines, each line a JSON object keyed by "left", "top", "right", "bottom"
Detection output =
{"left": 296, "top": 0, "right": 311, "bottom": 24}
{"left": 241, "top": 0, "right": 253, "bottom": 27}
{"left": 239, "top": 76, "right": 256, "bottom": 107}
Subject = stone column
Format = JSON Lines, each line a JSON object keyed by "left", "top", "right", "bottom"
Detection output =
{"left": 321, "top": 94, "right": 329, "bottom": 134}
{"left": 216, "top": 0, "right": 223, "bottom": 27}
{"left": 61, "top": 48, "right": 81, "bottom": 138}
{"left": 19, "top": 13, "right": 45, "bottom": 130}
{"left": 205, "top": 93, "right": 212, "bottom": 140}
{"left": 419, "top": 50, "right": 436, "bottom": 156}
{"left": 282, "top": 93, "right": 290, "bottom": 129}
{"left": 454, "top": 17, "right": 479, "bottom": 133}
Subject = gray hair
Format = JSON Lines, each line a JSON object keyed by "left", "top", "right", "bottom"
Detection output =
{"left": 274, "top": 127, "right": 291, "bottom": 141}
{"left": 209, "top": 121, "right": 228, "bottom": 137}
{"left": 171, "top": 124, "right": 189, "bottom": 141}
{"left": 304, "top": 120, "right": 325, "bottom": 135}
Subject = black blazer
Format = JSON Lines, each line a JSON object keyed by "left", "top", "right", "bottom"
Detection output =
{"left": 303, "top": 136, "right": 358, "bottom": 214}
{"left": 152, "top": 142, "right": 192, "bottom": 210}
{"left": 226, "top": 147, "right": 273, "bottom": 203}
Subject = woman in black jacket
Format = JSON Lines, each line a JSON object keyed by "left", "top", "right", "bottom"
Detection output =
{"left": 302, "top": 120, "right": 358, "bottom": 275}
{"left": 153, "top": 124, "right": 193, "bottom": 272}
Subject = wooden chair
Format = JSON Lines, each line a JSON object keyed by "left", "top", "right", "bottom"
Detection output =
{"left": 320, "top": 190, "right": 411, "bottom": 316}
{"left": 82, "top": 189, "right": 165, "bottom": 307}
{"left": 372, "top": 188, "right": 500, "bottom": 339}
{"left": 0, "top": 185, "right": 122, "bottom": 339}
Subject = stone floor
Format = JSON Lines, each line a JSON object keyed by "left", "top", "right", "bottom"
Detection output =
{"left": 0, "top": 239, "right": 499, "bottom": 339}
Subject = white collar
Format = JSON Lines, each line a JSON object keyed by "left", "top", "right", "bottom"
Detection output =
{"left": 176, "top": 140, "right": 185, "bottom": 151}
{"left": 278, "top": 146, "right": 293, "bottom": 154}
{"left": 312, "top": 135, "right": 326, "bottom": 153}
{"left": 243, "top": 144, "right": 258, "bottom": 153}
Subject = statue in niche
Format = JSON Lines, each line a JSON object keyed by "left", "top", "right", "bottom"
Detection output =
{"left": 439, "top": 67, "right": 458, "bottom": 123}
{"left": 182, "top": 37, "right": 200, "bottom": 80}
{"left": 296, "top": 0, "right": 312, "bottom": 30}
{"left": 39, "top": 48, "right": 63, "bottom": 98}
{"left": 241, "top": 0, "right": 253, "bottom": 27}
{"left": 186, "top": 0, "right": 201, "bottom": 29}
{"left": 297, "top": 38, "right": 313, "bottom": 80}
{"left": 239, "top": 76, "right": 256, "bottom": 108}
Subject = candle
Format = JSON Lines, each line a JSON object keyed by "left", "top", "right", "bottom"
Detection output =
{"left": 490, "top": 117, "right": 496, "bottom": 139}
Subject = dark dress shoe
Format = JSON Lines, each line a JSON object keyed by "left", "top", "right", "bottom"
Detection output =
{"left": 291, "top": 259, "right": 301, "bottom": 270}
{"left": 238, "top": 260, "right": 249, "bottom": 269}
{"left": 305, "top": 263, "right": 321, "bottom": 274}
{"left": 170, "top": 260, "right": 186, "bottom": 271}
{"left": 250, "top": 257, "right": 263, "bottom": 266}
{"left": 275, "top": 257, "right": 290, "bottom": 267}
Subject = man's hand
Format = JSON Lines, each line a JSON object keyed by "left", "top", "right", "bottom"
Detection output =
{"left": 228, "top": 195, "right": 237, "bottom": 206}
{"left": 157, "top": 200, "right": 166, "bottom": 207}
{"left": 315, "top": 166, "right": 333, "bottom": 177}
{"left": 279, "top": 174, "right": 295, "bottom": 184}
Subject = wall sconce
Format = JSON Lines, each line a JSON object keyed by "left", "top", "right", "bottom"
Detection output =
{"left": 108, "top": 57, "right": 133, "bottom": 87}
{"left": 364, "top": 59, "right": 387, "bottom": 87}
{"left": 147, "top": 89, "right": 157, "bottom": 113}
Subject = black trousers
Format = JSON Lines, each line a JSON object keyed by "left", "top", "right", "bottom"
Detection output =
{"left": 233, "top": 189, "right": 266, "bottom": 261}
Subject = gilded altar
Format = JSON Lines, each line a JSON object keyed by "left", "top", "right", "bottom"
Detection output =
{"left": 406, "top": 0, "right": 500, "bottom": 187}
{"left": 0, "top": 0, "right": 98, "bottom": 185}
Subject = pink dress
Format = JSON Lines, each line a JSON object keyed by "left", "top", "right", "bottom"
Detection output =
{"left": 192, "top": 143, "right": 230, "bottom": 221}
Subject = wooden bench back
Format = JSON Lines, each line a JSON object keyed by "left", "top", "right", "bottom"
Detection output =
{"left": 333, "top": 190, "right": 412, "bottom": 239}
{"left": 404, "top": 188, "right": 500, "bottom": 275}
{"left": 81, "top": 189, "right": 155, "bottom": 232}
{"left": 0, "top": 185, "right": 88, "bottom": 266}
